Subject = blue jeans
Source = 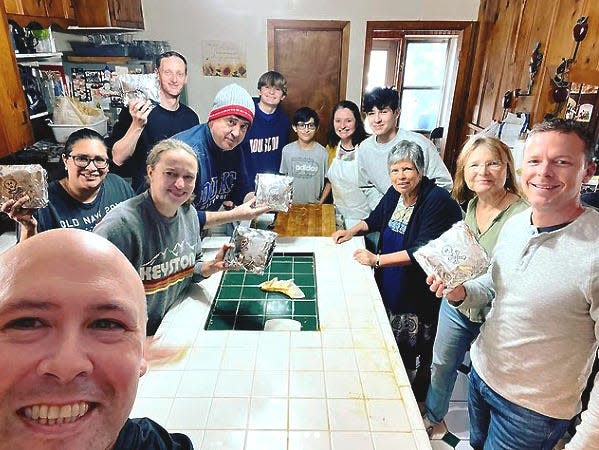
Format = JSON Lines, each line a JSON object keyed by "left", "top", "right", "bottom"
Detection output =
{"left": 469, "top": 367, "right": 570, "bottom": 450}
{"left": 424, "top": 299, "right": 481, "bottom": 423}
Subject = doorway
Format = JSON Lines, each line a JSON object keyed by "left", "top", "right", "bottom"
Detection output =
{"left": 363, "top": 21, "right": 477, "bottom": 173}
{"left": 267, "top": 19, "right": 350, "bottom": 146}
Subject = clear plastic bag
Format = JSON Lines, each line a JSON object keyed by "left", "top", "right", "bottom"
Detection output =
{"left": 254, "top": 173, "right": 293, "bottom": 212}
{"left": 224, "top": 226, "right": 277, "bottom": 274}
{"left": 0, "top": 164, "right": 48, "bottom": 209}
{"left": 119, "top": 73, "right": 160, "bottom": 106}
{"left": 414, "top": 221, "right": 490, "bottom": 290}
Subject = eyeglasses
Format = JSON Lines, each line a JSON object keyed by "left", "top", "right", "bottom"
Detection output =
{"left": 295, "top": 122, "right": 317, "bottom": 130}
{"left": 466, "top": 160, "right": 504, "bottom": 172}
{"left": 68, "top": 155, "right": 110, "bottom": 169}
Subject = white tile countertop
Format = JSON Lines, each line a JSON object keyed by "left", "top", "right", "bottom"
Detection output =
{"left": 131, "top": 236, "right": 431, "bottom": 450}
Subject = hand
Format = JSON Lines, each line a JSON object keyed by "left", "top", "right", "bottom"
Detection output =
{"left": 353, "top": 248, "right": 375, "bottom": 267}
{"left": 128, "top": 98, "right": 154, "bottom": 128}
{"left": 426, "top": 274, "right": 466, "bottom": 302}
{"left": 232, "top": 197, "right": 271, "bottom": 220}
{"left": 201, "top": 243, "right": 234, "bottom": 277}
{"left": 0, "top": 195, "right": 37, "bottom": 230}
{"left": 332, "top": 229, "right": 352, "bottom": 244}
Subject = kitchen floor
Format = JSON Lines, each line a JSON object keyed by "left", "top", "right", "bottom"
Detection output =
{"left": 428, "top": 370, "right": 471, "bottom": 450}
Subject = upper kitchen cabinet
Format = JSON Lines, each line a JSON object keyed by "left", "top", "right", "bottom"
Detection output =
{"left": 73, "top": 0, "right": 144, "bottom": 29}
{"left": 0, "top": 6, "right": 34, "bottom": 157}
{"left": 3, "top": 0, "right": 76, "bottom": 28}
{"left": 45, "top": 0, "right": 76, "bottom": 20}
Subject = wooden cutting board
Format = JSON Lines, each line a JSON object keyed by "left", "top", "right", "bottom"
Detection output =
{"left": 273, "top": 204, "right": 336, "bottom": 237}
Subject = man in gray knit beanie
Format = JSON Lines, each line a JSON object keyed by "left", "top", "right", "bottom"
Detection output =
{"left": 174, "top": 83, "right": 269, "bottom": 228}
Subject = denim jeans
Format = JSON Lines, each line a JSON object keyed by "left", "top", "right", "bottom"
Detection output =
{"left": 469, "top": 367, "right": 570, "bottom": 450}
{"left": 424, "top": 299, "right": 481, "bottom": 424}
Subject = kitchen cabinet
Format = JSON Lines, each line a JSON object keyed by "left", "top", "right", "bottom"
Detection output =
{"left": 3, "top": 0, "right": 75, "bottom": 28}
{"left": 73, "top": 0, "right": 144, "bottom": 29}
{"left": 0, "top": 6, "right": 34, "bottom": 158}
{"left": 45, "top": 0, "right": 75, "bottom": 20}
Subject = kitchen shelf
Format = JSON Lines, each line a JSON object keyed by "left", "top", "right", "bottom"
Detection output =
{"left": 30, "top": 111, "right": 50, "bottom": 120}
{"left": 15, "top": 52, "right": 63, "bottom": 61}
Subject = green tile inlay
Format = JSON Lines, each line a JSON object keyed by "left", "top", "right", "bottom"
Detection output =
{"left": 293, "top": 301, "right": 317, "bottom": 316}
{"left": 235, "top": 316, "right": 264, "bottom": 330}
{"left": 266, "top": 299, "right": 293, "bottom": 315}
{"left": 205, "top": 252, "right": 318, "bottom": 331}
{"left": 213, "top": 300, "right": 239, "bottom": 315}
{"left": 269, "top": 261, "right": 293, "bottom": 273}
{"left": 244, "top": 273, "right": 270, "bottom": 285}
{"left": 218, "top": 286, "right": 243, "bottom": 299}
{"left": 222, "top": 271, "right": 245, "bottom": 285}
{"left": 207, "top": 315, "right": 236, "bottom": 330}
{"left": 238, "top": 300, "right": 265, "bottom": 315}
{"left": 295, "top": 316, "right": 318, "bottom": 331}
{"left": 241, "top": 286, "right": 268, "bottom": 300}
{"left": 299, "top": 287, "right": 316, "bottom": 300}
{"left": 293, "top": 274, "right": 314, "bottom": 287}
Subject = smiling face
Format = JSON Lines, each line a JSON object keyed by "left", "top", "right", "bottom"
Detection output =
{"left": 63, "top": 139, "right": 109, "bottom": 192}
{"left": 521, "top": 130, "right": 595, "bottom": 224}
{"left": 333, "top": 107, "right": 356, "bottom": 144}
{"left": 147, "top": 147, "right": 197, "bottom": 217}
{"left": 208, "top": 115, "right": 251, "bottom": 151}
{"left": 156, "top": 55, "right": 187, "bottom": 99}
{"left": 463, "top": 145, "right": 508, "bottom": 198}
{"left": 0, "top": 229, "right": 147, "bottom": 450}
{"left": 258, "top": 85, "right": 285, "bottom": 111}
{"left": 389, "top": 159, "right": 422, "bottom": 197}
{"left": 292, "top": 118, "right": 318, "bottom": 146}
{"left": 366, "top": 106, "right": 399, "bottom": 143}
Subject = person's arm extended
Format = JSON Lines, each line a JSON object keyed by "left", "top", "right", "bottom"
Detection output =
{"left": 353, "top": 248, "right": 411, "bottom": 267}
{"left": 204, "top": 196, "right": 270, "bottom": 228}
{"left": 319, "top": 181, "right": 332, "bottom": 204}
{"left": 111, "top": 99, "right": 153, "bottom": 166}
{"left": 331, "top": 219, "right": 369, "bottom": 244}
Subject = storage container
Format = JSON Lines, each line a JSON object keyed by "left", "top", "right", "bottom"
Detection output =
{"left": 48, "top": 116, "right": 108, "bottom": 143}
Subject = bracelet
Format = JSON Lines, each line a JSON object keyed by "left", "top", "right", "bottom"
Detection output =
{"left": 374, "top": 253, "right": 380, "bottom": 269}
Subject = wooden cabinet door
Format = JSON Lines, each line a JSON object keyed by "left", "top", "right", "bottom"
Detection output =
{"left": 4, "top": 0, "right": 24, "bottom": 14}
{"left": 45, "top": 0, "right": 76, "bottom": 19}
{"left": 268, "top": 20, "right": 349, "bottom": 146}
{"left": 109, "top": 0, "right": 143, "bottom": 28}
{"left": 0, "top": 7, "right": 33, "bottom": 157}
{"left": 20, "top": 0, "right": 46, "bottom": 16}
{"left": 73, "top": 0, "right": 143, "bottom": 28}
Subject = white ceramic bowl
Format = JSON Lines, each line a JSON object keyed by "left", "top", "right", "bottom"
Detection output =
{"left": 48, "top": 116, "right": 108, "bottom": 143}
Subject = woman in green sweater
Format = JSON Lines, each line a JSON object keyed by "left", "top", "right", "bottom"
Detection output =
{"left": 422, "top": 135, "right": 528, "bottom": 435}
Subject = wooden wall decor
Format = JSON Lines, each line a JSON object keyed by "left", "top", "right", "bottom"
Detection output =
{"left": 455, "top": 0, "right": 599, "bottom": 173}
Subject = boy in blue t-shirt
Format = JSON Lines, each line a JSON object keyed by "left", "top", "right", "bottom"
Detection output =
{"left": 280, "top": 107, "right": 329, "bottom": 204}
{"left": 242, "top": 71, "right": 291, "bottom": 187}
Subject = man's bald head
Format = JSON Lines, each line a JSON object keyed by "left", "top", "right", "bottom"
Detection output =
{"left": 0, "top": 228, "right": 146, "bottom": 326}
{"left": 0, "top": 229, "right": 148, "bottom": 450}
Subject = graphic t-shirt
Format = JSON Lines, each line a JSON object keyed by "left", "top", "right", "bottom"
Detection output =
{"left": 35, "top": 173, "right": 134, "bottom": 232}
{"left": 94, "top": 191, "right": 203, "bottom": 335}
{"left": 279, "top": 140, "right": 328, "bottom": 204}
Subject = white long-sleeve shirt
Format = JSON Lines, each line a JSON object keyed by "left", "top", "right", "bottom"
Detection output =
{"left": 460, "top": 207, "right": 599, "bottom": 449}
{"left": 357, "top": 128, "right": 453, "bottom": 209}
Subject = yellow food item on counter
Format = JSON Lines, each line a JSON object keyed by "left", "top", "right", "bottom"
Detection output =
{"left": 259, "top": 278, "right": 305, "bottom": 299}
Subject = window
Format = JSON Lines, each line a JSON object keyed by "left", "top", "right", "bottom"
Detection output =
{"left": 365, "top": 33, "right": 457, "bottom": 133}
{"left": 362, "top": 21, "right": 477, "bottom": 170}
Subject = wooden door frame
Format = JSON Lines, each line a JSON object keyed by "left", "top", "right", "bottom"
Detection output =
{"left": 363, "top": 21, "right": 478, "bottom": 174}
{"left": 267, "top": 19, "right": 350, "bottom": 101}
